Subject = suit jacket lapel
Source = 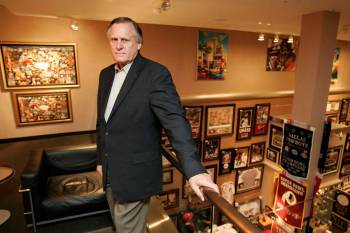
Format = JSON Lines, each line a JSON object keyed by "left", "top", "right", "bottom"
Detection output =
{"left": 101, "top": 66, "right": 116, "bottom": 123}
{"left": 107, "top": 54, "right": 145, "bottom": 122}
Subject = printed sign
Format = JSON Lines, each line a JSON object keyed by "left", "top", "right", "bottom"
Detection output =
{"left": 280, "top": 123, "right": 313, "bottom": 178}
{"left": 274, "top": 173, "right": 307, "bottom": 229}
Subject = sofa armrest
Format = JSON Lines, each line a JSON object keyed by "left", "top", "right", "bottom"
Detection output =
{"left": 21, "top": 148, "right": 47, "bottom": 188}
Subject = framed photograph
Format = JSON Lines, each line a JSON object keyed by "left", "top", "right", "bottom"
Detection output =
{"left": 219, "top": 148, "right": 236, "bottom": 175}
{"left": 269, "top": 124, "right": 283, "bottom": 151}
{"left": 220, "top": 181, "right": 235, "bottom": 204}
{"left": 326, "top": 100, "right": 340, "bottom": 115}
{"left": 249, "top": 142, "right": 265, "bottom": 165}
{"left": 11, "top": 89, "right": 73, "bottom": 126}
{"left": 205, "top": 104, "right": 235, "bottom": 138}
{"left": 266, "top": 147, "right": 279, "bottom": 163}
{"left": 253, "top": 103, "right": 270, "bottom": 136}
{"left": 266, "top": 38, "right": 298, "bottom": 72}
{"left": 339, "top": 99, "right": 350, "bottom": 123}
{"left": 184, "top": 106, "right": 203, "bottom": 139}
{"left": 159, "top": 189, "right": 179, "bottom": 210}
{"left": 235, "top": 165, "right": 264, "bottom": 194}
{"left": 320, "top": 146, "right": 342, "bottom": 175}
{"left": 236, "top": 107, "right": 254, "bottom": 141}
{"left": 162, "top": 169, "right": 173, "bottom": 184}
{"left": 1, "top": 42, "right": 79, "bottom": 89}
{"left": 197, "top": 31, "right": 228, "bottom": 80}
{"left": 203, "top": 137, "right": 221, "bottom": 162}
{"left": 234, "top": 147, "right": 249, "bottom": 169}
{"left": 205, "top": 164, "right": 218, "bottom": 183}
{"left": 235, "top": 197, "right": 262, "bottom": 219}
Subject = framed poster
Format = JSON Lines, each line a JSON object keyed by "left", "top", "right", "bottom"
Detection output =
{"left": 320, "top": 146, "right": 342, "bottom": 175}
{"left": 234, "top": 147, "right": 249, "bottom": 169}
{"left": 11, "top": 89, "right": 73, "bottom": 126}
{"left": 269, "top": 124, "right": 283, "bottom": 151}
{"left": 184, "top": 106, "right": 203, "bottom": 139}
{"left": 332, "top": 189, "right": 350, "bottom": 221}
{"left": 203, "top": 137, "right": 221, "bottom": 162}
{"left": 218, "top": 148, "right": 235, "bottom": 175}
{"left": 205, "top": 104, "right": 235, "bottom": 138}
{"left": 197, "top": 31, "right": 228, "bottom": 80}
{"left": 236, "top": 197, "right": 262, "bottom": 219}
{"left": 266, "top": 38, "right": 298, "bottom": 71}
{"left": 253, "top": 103, "right": 270, "bottom": 136}
{"left": 159, "top": 189, "right": 179, "bottom": 210}
{"left": 249, "top": 142, "right": 265, "bottom": 165}
{"left": 236, "top": 107, "right": 254, "bottom": 141}
{"left": 266, "top": 147, "right": 279, "bottom": 163}
{"left": 1, "top": 42, "right": 79, "bottom": 89}
{"left": 162, "top": 169, "right": 173, "bottom": 184}
{"left": 235, "top": 165, "right": 264, "bottom": 194}
{"left": 339, "top": 99, "right": 350, "bottom": 123}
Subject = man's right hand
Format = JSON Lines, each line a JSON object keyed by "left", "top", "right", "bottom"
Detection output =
{"left": 96, "top": 165, "right": 102, "bottom": 176}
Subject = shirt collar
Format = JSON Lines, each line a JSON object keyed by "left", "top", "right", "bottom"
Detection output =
{"left": 115, "top": 62, "right": 133, "bottom": 74}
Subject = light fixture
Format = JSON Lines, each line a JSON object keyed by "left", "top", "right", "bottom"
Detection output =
{"left": 257, "top": 33, "right": 265, "bottom": 41}
{"left": 70, "top": 19, "right": 79, "bottom": 31}
{"left": 273, "top": 34, "right": 279, "bottom": 43}
{"left": 288, "top": 35, "right": 294, "bottom": 43}
{"left": 153, "top": 0, "right": 171, "bottom": 14}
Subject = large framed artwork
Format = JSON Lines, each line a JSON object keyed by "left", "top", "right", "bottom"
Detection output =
{"left": 11, "top": 89, "right": 73, "bottom": 126}
{"left": 236, "top": 107, "right": 254, "bottom": 141}
{"left": 266, "top": 38, "right": 298, "bottom": 71}
{"left": 253, "top": 103, "right": 270, "bottom": 136}
{"left": 1, "top": 42, "right": 79, "bottom": 89}
{"left": 203, "top": 137, "right": 221, "bottom": 162}
{"left": 235, "top": 165, "right": 264, "bottom": 194}
{"left": 205, "top": 104, "right": 235, "bottom": 138}
{"left": 184, "top": 106, "right": 203, "bottom": 139}
{"left": 197, "top": 31, "right": 228, "bottom": 80}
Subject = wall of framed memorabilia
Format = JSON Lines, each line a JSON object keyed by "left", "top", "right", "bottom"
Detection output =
{"left": 1, "top": 5, "right": 350, "bottom": 140}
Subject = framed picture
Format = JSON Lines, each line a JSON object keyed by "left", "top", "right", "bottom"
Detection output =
{"left": 159, "top": 189, "right": 179, "bottom": 210}
{"left": 203, "top": 137, "right": 221, "bottom": 162}
{"left": 326, "top": 100, "right": 340, "bottom": 115}
{"left": 205, "top": 104, "right": 235, "bottom": 138}
{"left": 235, "top": 197, "right": 262, "bottom": 219}
{"left": 266, "top": 38, "right": 298, "bottom": 72}
{"left": 331, "top": 48, "right": 340, "bottom": 81}
{"left": 162, "top": 169, "right": 173, "bottom": 184}
{"left": 249, "top": 142, "right": 265, "bottom": 165}
{"left": 344, "top": 133, "right": 350, "bottom": 154}
{"left": 326, "top": 113, "right": 338, "bottom": 123}
{"left": 234, "top": 147, "right": 249, "bottom": 169}
{"left": 339, "top": 99, "right": 350, "bottom": 123}
{"left": 269, "top": 124, "right": 283, "bottom": 151}
{"left": 205, "top": 164, "right": 218, "bottom": 183}
{"left": 184, "top": 106, "right": 203, "bottom": 139}
{"left": 236, "top": 107, "right": 254, "bottom": 141}
{"left": 197, "top": 31, "right": 228, "bottom": 80}
{"left": 235, "top": 165, "right": 264, "bottom": 194}
{"left": 320, "top": 146, "right": 342, "bottom": 175}
{"left": 253, "top": 103, "right": 270, "bottom": 136}
{"left": 266, "top": 147, "right": 279, "bottom": 163}
{"left": 219, "top": 148, "right": 236, "bottom": 175}
{"left": 1, "top": 42, "right": 79, "bottom": 89}
{"left": 220, "top": 181, "right": 235, "bottom": 204}
{"left": 11, "top": 89, "right": 73, "bottom": 126}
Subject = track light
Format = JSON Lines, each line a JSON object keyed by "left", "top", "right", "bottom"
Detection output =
{"left": 70, "top": 20, "right": 79, "bottom": 31}
{"left": 257, "top": 33, "right": 265, "bottom": 41}
{"left": 273, "top": 34, "right": 279, "bottom": 43}
{"left": 288, "top": 35, "right": 294, "bottom": 43}
{"left": 153, "top": 0, "right": 171, "bottom": 14}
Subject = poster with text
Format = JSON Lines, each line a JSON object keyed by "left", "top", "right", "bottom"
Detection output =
{"left": 274, "top": 173, "right": 307, "bottom": 229}
{"left": 280, "top": 123, "right": 313, "bottom": 178}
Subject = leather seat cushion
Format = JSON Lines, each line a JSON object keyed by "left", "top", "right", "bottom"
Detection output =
{"left": 42, "top": 171, "right": 108, "bottom": 218}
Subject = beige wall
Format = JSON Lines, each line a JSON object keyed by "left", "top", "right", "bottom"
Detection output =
{"left": 0, "top": 5, "right": 349, "bottom": 139}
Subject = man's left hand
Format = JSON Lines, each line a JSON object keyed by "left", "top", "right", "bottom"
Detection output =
{"left": 189, "top": 173, "right": 220, "bottom": 201}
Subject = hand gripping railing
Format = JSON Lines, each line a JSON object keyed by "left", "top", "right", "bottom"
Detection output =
{"left": 161, "top": 146, "right": 263, "bottom": 233}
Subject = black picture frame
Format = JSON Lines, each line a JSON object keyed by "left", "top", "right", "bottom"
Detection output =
{"left": 184, "top": 105, "right": 203, "bottom": 139}
{"left": 203, "top": 137, "right": 221, "bottom": 162}
{"left": 162, "top": 169, "right": 173, "bottom": 184}
{"left": 236, "top": 107, "right": 254, "bottom": 141}
{"left": 205, "top": 164, "right": 218, "bottom": 183}
{"left": 253, "top": 103, "right": 271, "bottom": 136}
{"left": 234, "top": 146, "right": 249, "bottom": 169}
{"left": 266, "top": 147, "right": 279, "bottom": 163}
{"left": 219, "top": 148, "right": 236, "bottom": 175}
{"left": 235, "top": 165, "right": 264, "bottom": 194}
{"left": 339, "top": 99, "right": 350, "bottom": 123}
{"left": 320, "top": 146, "right": 342, "bottom": 175}
{"left": 205, "top": 104, "right": 235, "bottom": 138}
{"left": 269, "top": 124, "right": 283, "bottom": 151}
{"left": 249, "top": 142, "right": 265, "bottom": 165}
{"left": 159, "top": 189, "right": 179, "bottom": 210}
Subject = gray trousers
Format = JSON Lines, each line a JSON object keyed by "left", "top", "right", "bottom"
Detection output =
{"left": 106, "top": 187, "right": 150, "bottom": 233}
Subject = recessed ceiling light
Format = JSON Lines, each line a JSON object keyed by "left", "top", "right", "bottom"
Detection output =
{"left": 267, "top": 23, "right": 271, "bottom": 26}
{"left": 258, "top": 22, "right": 262, "bottom": 25}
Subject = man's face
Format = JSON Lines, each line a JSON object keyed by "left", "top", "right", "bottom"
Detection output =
{"left": 107, "top": 22, "right": 141, "bottom": 68}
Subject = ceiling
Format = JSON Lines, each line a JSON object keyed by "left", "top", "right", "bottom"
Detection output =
{"left": 0, "top": 0, "right": 350, "bottom": 40}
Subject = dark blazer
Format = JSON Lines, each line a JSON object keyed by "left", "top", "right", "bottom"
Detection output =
{"left": 96, "top": 54, "right": 205, "bottom": 202}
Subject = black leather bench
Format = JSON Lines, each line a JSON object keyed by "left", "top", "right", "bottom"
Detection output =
{"left": 19, "top": 144, "right": 109, "bottom": 232}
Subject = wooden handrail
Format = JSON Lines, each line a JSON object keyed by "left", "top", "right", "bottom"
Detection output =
{"left": 161, "top": 146, "right": 263, "bottom": 233}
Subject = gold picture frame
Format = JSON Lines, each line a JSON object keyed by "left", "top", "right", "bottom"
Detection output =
{"left": 12, "top": 89, "right": 73, "bottom": 126}
{"left": 1, "top": 42, "right": 79, "bottom": 89}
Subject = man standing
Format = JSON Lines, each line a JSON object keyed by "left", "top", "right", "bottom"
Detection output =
{"left": 96, "top": 17, "right": 219, "bottom": 233}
